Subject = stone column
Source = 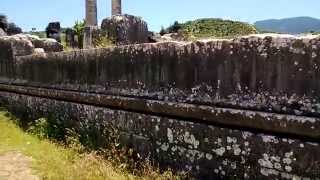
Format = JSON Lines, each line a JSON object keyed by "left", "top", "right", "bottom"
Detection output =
{"left": 85, "top": 0, "right": 97, "bottom": 26}
{"left": 112, "top": 0, "right": 122, "bottom": 16}
{"left": 84, "top": 0, "right": 97, "bottom": 49}
{"left": 83, "top": 26, "right": 98, "bottom": 49}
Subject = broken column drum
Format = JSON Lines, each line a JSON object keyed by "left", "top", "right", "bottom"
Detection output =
{"left": 84, "top": 0, "right": 98, "bottom": 49}
{"left": 85, "top": 0, "right": 98, "bottom": 26}
{"left": 65, "top": 28, "right": 76, "bottom": 48}
{"left": 101, "top": 14, "right": 149, "bottom": 45}
{"left": 112, "top": 0, "right": 122, "bottom": 16}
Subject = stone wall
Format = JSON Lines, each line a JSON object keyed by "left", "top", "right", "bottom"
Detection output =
{"left": 0, "top": 34, "right": 319, "bottom": 179}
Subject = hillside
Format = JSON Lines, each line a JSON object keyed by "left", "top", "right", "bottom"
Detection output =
{"left": 163, "top": 18, "right": 257, "bottom": 39}
{"left": 254, "top": 17, "right": 320, "bottom": 34}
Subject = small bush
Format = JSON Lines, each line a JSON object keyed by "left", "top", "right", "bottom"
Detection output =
{"left": 167, "top": 21, "right": 183, "bottom": 33}
{"left": 73, "top": 20, "right": 85, "bottom": 48}
{"left": 163, "top": 18, "right": 257, "bottom": 40}
{"left": 18, "top": 112, "right": 184, "bottom": 179}
{"left": 30, "top": 31, "right": 46, "bottom": 38}
{"left": 27, "top": 118, "right": 50, "bottom": 139}
{"left": 93, "top": 34, "right": 114, "bottom": 48}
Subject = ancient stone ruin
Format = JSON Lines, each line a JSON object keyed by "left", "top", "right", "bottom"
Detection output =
{"left": 0, "top": 28, "right": 5, "bottom": 36}
{"left": 83, "top": 0, "right": 98, "bottom": 49}
{"left": 46, "top": 22, "right": 61, "bottom": 42}
{"left": 65, "top": 28, "right": 77, "bottom": 48}
{"left": 112, "top": 0, "right": 122, "bottom": 16}
{"left": 1, "top": 1, "right": 320, "bottom": 179}
{"left": 0, "top": 14, "right": 62, "bottom": 55}
{"left": 0, "top": 34, "right": 63, "bottom": 56}
{"left": 85, "top": 0, "right": 98, "bottom": 26}
{"left": 0, "top": 33, "right": 319, "bottom": 179}
{"left": 0, "top": 15, "right": 22, "bottom": 36}
{"left": 101, "top": 14, "right": 149, "bottom": 45}
{"left": 83, "top": 0, "right": 149, "bottom": 48}
{"left": 0, "top": 15, "right": 8, "bottom": 33}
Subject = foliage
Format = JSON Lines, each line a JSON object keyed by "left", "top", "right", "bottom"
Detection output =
{"left": 312, "top": 31, "right": 320, "bottom": 35}
{"left": 7, "top": 22, "right": 22, "bottom": 35}
{"left": 73, "top": 20, "right": 85, "bottom": 36}
{"left": 0, "top": 110, "right": 184, "bottom": 179}
{"left": 254, "top": 26, "right": 283, "bottom": 34}
{"left": 163, "top": 18, "right": 257, "bottom": 40}
{"left": 71, "top": 20, "right": 115, "bottom": 49}
{"left": 0, "top": 14, "right": 8, "bottom": 30}
{"left": 0, "top": 14, "right": 7, "bottom": 19}
{"left": 60, "top": 32, "right": 73, "bottom": 51}
{"left": 167, "top": 21, "right": 183, "bottom": 34}
{"left": 0, "top": 111, "right": 133, "bottom": 179}
{"left": 73, "top": 20, "right": 85, "bottom": 48}
{"left": 159, "top": 26, "right": 166, "bottom": 36}
{"left": 30, "top": 31, "right": 46, "bottom": 38}
{"left": 27, "top": 118, "right": 50, "bottom": 139}
{"left": 93, "top": 31, "right": 115, "bottom": 48}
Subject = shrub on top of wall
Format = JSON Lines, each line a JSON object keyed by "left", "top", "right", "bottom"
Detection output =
{"left": 163, "top": 18, "right": 257, "bottom": 40}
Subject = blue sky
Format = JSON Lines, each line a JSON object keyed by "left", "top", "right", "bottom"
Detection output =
{"left": 1, "top": 0, "right": 319, "bottom": 32}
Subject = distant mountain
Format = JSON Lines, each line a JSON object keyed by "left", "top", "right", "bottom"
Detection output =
{"left": 254, "top": 17, "right": 320, "bottom": 34}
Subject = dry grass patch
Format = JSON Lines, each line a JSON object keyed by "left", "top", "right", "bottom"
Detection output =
{"left": 0, "top": 111, "right": 181, "bottom": 180}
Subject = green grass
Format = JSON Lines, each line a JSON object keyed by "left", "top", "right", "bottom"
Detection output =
{"left": 165, "top": 18, "right": 258, "bottom": 40}
{"left": 0, "top": 111, "right": 178, "bottom": 180}
{"left": 29, "top": 31, "right": 47, "bottom": 38}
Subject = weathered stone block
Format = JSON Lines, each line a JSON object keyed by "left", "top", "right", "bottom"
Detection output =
{"left": 0, "top": 34, "right": 63, "bottom": 59}
{"left": 101, "top": 14, "right": 149, "bottom": 45}
{"left": 0, "top": 28, "right": 6, "bottom": 36}
{"left": 0, "top": 92, "right": 318, "bottom": 179}
{"left": 85, "top": 0, "right": 97, "bottom": 26}
{"left": 0, "top": 15, "right": 8, "bottom": 32}
{"left": 65, "top": 28, "right": 77, "bottom": 48}
{"left": 83, "top": 26, "right": 98, "bottom": 49}
{"left": 0, "top": 34, "right": 320, "bottom": 178}
{"left": 27, "top": 35, "right": 63, "bottom": 52}
{"left": 0, "top": 34, "right": 34, "bottom": 56}
{"left": 10, "top": 34, "right": 320, "bottom": 118}
{"left": 7, "top": 23, "right": 22, "bottom": 35}
{"left": 46, "top": 22, "right": 61, "bottom": 42}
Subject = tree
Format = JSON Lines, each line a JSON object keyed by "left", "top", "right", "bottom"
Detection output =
{"left": 73, "top": 20, "right": 85, "bottom": 48}
{"left": 0, "top": 14, "right": 8, "bottom": 31}
{"left": 159, "top": 26, "right": 166, "bottom": 36}
{"left": 7, "top": 23, "right": 22, "bottom": 35}
{"left": 168, "top": 21, "right": 182, "bottom": 33}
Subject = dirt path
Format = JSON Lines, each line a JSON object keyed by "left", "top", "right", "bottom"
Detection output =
{"left": 0, "top": 152, "right": 39, "bottom": 180}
